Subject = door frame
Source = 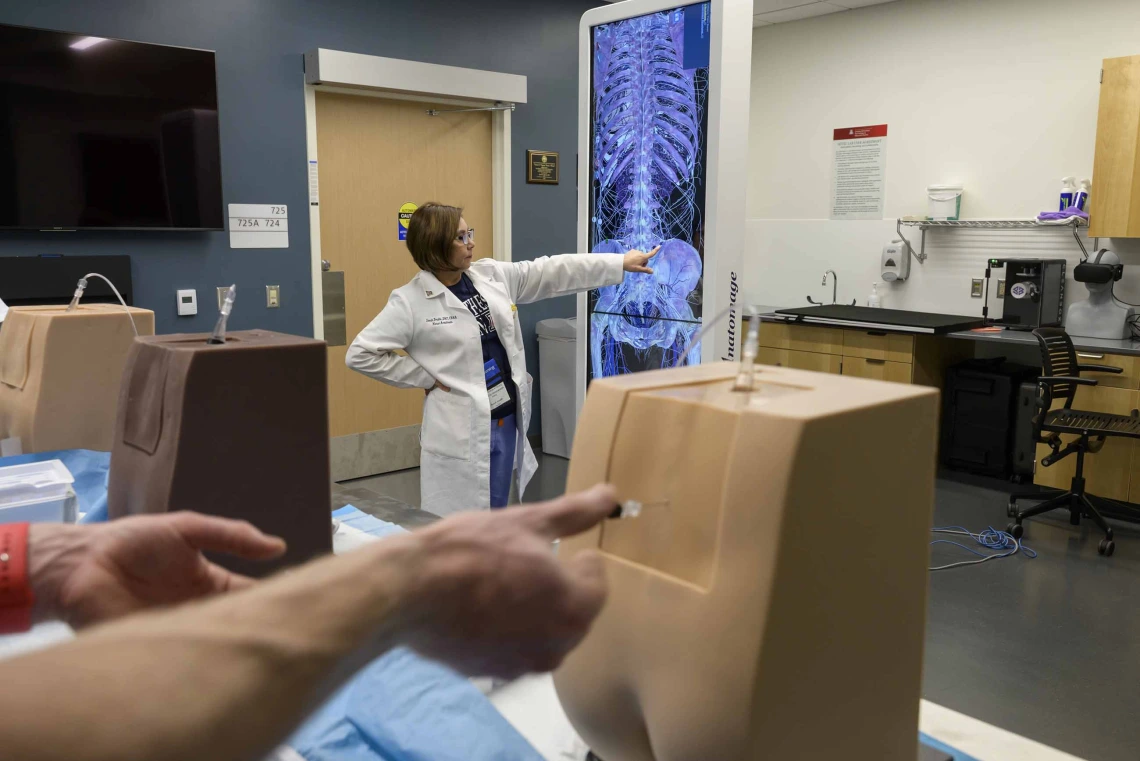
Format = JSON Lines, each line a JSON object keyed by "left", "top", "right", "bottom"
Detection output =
{"left": 303, "top": 48, "right": 527, "bottom": 339}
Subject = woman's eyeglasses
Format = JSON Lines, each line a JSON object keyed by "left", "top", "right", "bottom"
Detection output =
{"left": 455, "top": 229, "right": 475, "bottom": 245}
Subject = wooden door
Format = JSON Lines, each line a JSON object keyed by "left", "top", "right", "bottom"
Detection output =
{"left": 316, "top": 93, "right": 493, "bottom": 480}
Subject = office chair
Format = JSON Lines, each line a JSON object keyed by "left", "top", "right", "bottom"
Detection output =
{"left": 1007, "top": 328, "right": 1140, "bottom": 556}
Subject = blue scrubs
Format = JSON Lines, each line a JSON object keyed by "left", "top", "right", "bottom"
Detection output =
{"left": 489, "top": 414, "right": 517, "bottom": 508}
{"left": 447, "top": 274, "right": 518, "bottom": 508}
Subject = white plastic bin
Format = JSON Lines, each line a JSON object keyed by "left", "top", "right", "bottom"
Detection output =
{"left": 0, "top": 459, "right": 77, "bottom": 523}
{"left": 927, "top": 184, "right": 963, "bottom": 221}
{"left": 536, "top": 317, "right": 578, "bottom": 459}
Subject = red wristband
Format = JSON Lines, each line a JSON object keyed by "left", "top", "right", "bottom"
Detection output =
{"left": 0, "top": 523, "right": 34, "bottom": 634}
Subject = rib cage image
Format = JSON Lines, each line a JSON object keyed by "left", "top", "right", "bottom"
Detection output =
{"left": 589, "top": 8, "right": 707, "bottom": 378}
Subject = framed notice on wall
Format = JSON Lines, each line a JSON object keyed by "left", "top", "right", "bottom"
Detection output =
{"left": 830, "top": 124, "right": 888, "bottom": 220}
{"left": 527, "top": 150, "right": 559, "bottom": 184}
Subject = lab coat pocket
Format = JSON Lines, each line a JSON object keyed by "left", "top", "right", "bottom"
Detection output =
{"left": 421, "top": 391, "right": 471, "bottom": 461}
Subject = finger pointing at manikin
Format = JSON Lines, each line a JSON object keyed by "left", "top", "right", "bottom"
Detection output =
{"left": 527, "top": 484, "right": 618, "bottom": 540}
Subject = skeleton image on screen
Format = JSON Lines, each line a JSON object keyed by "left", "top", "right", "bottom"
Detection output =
{"left": 588, "top": 3, "right": 710, "bottom": 380}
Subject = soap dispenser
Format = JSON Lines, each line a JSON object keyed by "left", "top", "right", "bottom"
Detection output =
{"left": 881, "top": 240, "right": 910, "bottom": 282}
{"left": 867, "top": 282, "right": 882, "bottom": 308}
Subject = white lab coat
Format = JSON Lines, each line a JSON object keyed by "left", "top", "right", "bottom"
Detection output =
{"left": 346, "top": 254, "right": 623, "bottom": 516}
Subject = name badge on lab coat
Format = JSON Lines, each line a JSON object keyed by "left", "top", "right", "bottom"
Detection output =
{"left": 485, "top": 358, "right": 511, "bottom": 411}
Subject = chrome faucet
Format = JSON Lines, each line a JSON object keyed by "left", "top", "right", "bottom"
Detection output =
{"left": 823, "top": 270, "right": 837, "bottom": 304}
{"left": 807, "top": 270, "right": 856, "bottom": 306}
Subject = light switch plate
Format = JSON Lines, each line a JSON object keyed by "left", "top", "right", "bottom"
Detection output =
{"left": 971, "top": 279, "right": 984, "bottom": 298}
{"left": 266, "top": 285, "right": 280, "bottom": 308}
{"left": 176, "top": 289, "right": 197, "bottom": 316}
{"left": 997, "top": 279, "right": 1006, "bottom": 298}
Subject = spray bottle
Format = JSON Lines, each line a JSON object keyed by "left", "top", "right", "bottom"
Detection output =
{"left": 1074, "top": 178, "right": 1091, "bottom": 212}
{"left": 1059, "top": 177, "right": 1077, "bottom": 211}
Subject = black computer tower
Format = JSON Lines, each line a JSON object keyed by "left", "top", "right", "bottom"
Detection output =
{"left": 1012, "top": 382, "right": 1040, "bottom": 482}
{"left": 941, "top": 359, "right": 1040, "bottom": 478}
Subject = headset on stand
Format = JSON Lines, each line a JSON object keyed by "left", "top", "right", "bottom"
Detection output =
{"left": 1074, "top": 248, "right": 1124, "bottom": 285}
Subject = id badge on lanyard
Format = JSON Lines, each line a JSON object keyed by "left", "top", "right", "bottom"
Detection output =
{"left": 484, "top": 358, "right": 511, "bottom": 410}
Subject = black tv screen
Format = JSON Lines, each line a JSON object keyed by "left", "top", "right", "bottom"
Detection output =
{"left": 0, "top": 24, "right": 223, "bottom": 230}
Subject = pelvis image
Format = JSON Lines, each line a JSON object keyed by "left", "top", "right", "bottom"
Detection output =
{"left": 588, "top": 3, "right": 710, "bottom": 380}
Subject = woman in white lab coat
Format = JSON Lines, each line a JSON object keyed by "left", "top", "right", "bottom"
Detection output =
{"left": 346, "top": 202, "right": 657, "bottom": 517}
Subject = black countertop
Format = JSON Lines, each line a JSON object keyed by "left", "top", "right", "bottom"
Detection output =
{"left": 754, "top": 306, "right": 1140, "bottom": 357}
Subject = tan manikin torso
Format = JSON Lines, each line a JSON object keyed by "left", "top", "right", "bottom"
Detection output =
{"left": 0, "top": 305, "right": 155, "bottom": 453}
{"left": 554, "top": 362, "right": 940, "bottom": 761}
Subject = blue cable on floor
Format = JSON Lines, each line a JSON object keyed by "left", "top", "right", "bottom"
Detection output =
{"left": 929, "top": 525, "right": 1036, "bottom": 571}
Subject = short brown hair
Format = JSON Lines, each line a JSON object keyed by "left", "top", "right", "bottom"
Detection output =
{"left": 406, "top": 202, "right": 463, "bottom": 272}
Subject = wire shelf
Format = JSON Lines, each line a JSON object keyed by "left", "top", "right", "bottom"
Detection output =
{"left": 899, "top": 218, "right": 1085, "bottom": 230}
{"left": 895, "top": 217, "right": 1088, "bottom": 262}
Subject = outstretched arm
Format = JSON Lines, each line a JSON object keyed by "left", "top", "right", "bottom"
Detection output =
{"left": 499, "top": 248, "right": 657, "bottom": 304}
{"left": 0, "top": 486, "right": 616, "bottom": 761}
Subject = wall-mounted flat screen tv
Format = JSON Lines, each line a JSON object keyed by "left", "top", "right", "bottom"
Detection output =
{"left": 0, "top": 23, "right": 223, "bottom": 230}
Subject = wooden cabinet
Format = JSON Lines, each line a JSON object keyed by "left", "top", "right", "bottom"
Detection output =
{"left": 756, "top": 347, "right": 842, "bottom": 374}
{"left": 756, "top": 321, "right": 971, "bottom": 389}
{"left": 755, "top": 320, "right": 1140, "bottom": 504}
{"left": 757, "top": 323, "right": 845, "bottom": 355}
{"left": 841, "top": 331, "right": 914, "bottom": 363}
{"left": 840, "top": 357, "right": 913, "bottom": 384}
{"left": 1072, "top": 350, "right": 1140, "bottom": 389}
{"left": 1035, "top": 385, "right": 1139, "bottom": 502}
{"left": 1089, "top": 54, "right": 1140, "bottom": 238}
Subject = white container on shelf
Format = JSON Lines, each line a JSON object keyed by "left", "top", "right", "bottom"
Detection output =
{"left": 0, "top": 460, "right": 77, "bottom": 523}
{"left": 927, "top": 184, "right": 963, "bottom": 221}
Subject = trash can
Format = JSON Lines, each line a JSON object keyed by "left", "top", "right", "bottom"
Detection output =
{"left": 536, "top": 317, "right": 577, "bottom": 459}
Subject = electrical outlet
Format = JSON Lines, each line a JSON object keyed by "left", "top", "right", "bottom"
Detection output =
{"left": 997, "top": 279, "right": 1006, "bottom": 298}
{"left": 971, "top": 279, "right": 984, "bottom": 298}
{"left": 266, "top": 285, "right": 280, "bottom": 308}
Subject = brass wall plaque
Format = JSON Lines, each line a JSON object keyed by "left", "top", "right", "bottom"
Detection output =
{"left": 527, "top": 150, "right": 559, "bottom": 185}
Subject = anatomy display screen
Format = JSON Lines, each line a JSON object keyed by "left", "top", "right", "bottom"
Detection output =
{"left": 587, "top": 2, "right": 710, "bottom": 381}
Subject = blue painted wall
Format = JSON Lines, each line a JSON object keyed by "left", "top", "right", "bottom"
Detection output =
{"left": 0, "top": 0, "right": 597, "bottom": 435}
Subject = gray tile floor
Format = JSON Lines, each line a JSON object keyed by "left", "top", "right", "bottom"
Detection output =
{"left": 337, "top": 456, "right": 1140, "bottom": 761}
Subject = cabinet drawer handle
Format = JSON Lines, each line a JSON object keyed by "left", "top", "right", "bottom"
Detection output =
{"left": 866, "top": 331, "right": 887, "bottom": 337}
{"left": 866, "top": 358, "right": 886, "bottom": 365}
{"left": 1077, "top": 353, "right": 1106, "bottom": 360}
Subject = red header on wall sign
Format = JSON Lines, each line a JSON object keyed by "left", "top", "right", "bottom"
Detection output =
{"left": 834, "top": 124, "right": 888, "bottom": 141}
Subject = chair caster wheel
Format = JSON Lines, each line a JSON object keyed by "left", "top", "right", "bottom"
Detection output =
{"left": 1007, "top": 522, "right": 1024, "bottom": 539}
{"left": 1099, "top": 539, "right": 1115, "bottom": 557}
{"left": 1007, "top": 502, "right": 1017, "bottom": 518}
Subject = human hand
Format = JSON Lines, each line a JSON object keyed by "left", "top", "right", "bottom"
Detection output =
{"left": 29, "top": 512, "right": 286, "bottom": 629}
{"left": 426, "top": 380, "right": 451, "bottom": 395}
{"left": 622, "top": 246, "right": 660, "bottom": 274}
{"left": 397, "top": 484, "right": 616, "bottom": 679}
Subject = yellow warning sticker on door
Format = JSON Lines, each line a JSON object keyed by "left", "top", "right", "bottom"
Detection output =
{"left": 398, "top": 202, "right": 418, "bottom": 241}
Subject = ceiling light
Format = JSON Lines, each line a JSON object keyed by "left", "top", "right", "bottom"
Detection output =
{"left": 70, "top": 37, "right": 107, "bottom": 50}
